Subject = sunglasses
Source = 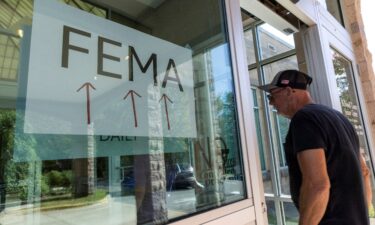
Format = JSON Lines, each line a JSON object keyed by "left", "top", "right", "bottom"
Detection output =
{"left": 267, "top": 88, "right": 286, "bottom": 101}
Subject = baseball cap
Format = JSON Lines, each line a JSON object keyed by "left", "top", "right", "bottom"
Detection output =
{"left": 257, "top": 69, "right": 313, "bottom": 92}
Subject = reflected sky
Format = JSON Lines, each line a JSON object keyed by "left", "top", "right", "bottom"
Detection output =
{"left": 210, "top": 44, "right": 234, "bottom": 97}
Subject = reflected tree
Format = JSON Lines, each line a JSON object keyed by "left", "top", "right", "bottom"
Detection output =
{"left": 0, "top": 110, "right": 38, "bottom": 207}
{"left": 215, "top": 92, "right": 240, "bottom": 175}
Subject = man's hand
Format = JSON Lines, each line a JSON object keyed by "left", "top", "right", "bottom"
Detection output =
{"left": 360, "top": 154, "right": 372, "bottom": 209}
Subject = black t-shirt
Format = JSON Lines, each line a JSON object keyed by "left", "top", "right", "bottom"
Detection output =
{"left": 284, "top": 104, "right": 369, "bottom": 225}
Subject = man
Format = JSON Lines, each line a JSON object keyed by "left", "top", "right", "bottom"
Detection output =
{"left": 258, "top": 69, "right": 371, "bottom": 225}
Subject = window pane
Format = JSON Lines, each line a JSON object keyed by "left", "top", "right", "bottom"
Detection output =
{"left": 283, "top": 201, "right": 299, "bottom": 225}
{"left": 266, "top": 199, "right": 277, "bottom": 225}
{"left": 0, "top": 0, "right": 246, "bottom": 224}
{"left": 258, "top": 23, "right": 295, "bottom": 60}
{"left": 250, "top": 69, "right": 274, "bottom": 194}
{"left": 263, "top": 56, "right": 298, "bottom": 84}
{"left": 249, "top": 68, "right": 259, "bottom": 86}
{"left": 325, "top": 0, "right": 344, "bottom": 26}
{"left": 244, "top": 28, "right": 256, "bottom": 65}
{"left": 0, "top": 35, "right": 20, "bottom": 81}
{"left": 331, "top": 49, "right": 365, "bottom": 151}
{"left": 252, "top": 90, "right": 272, "bottom": 194}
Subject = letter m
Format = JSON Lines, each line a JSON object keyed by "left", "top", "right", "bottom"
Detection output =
{"left": 128, "top": 46, "right": 157, "bottom": 86}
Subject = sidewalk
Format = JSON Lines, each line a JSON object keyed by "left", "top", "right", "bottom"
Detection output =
{"left": 0, "top": 190, "right": 196, "bottom": 225}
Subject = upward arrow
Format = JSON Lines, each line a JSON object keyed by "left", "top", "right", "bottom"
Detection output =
{"left": 124, "top": 90, "right": 142, "bottom": 127}
{"left": 77, "top": 82, "right": 96, "bottom": 125}
{"left": 159, "top": 94, "right": 173, "bottom": 130}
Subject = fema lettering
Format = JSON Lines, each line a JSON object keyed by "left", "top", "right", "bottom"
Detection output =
{"left": 61, "top": 25, "right": 184, "bottom": 92}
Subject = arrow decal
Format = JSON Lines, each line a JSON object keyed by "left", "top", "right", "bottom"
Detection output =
{"left": 124, "top": 90, "right": 142, "bottom": 127}
{"left": 159, "top": 94, "right": 173, "bottom": 130}
{"left": 77, "top": 82, "right": 96, "bottom": 125}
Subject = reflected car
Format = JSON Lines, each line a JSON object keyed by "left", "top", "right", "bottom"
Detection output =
{"left": 121, "top": 169, "right": 135, "bottom": 195}
{"left": 121, "top": 163, "right": 204, "bottom": 195}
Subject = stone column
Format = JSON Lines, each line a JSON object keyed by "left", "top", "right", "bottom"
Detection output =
{"left": 343, "top": 0, "right": 375, "bottom": 146}
{"left": 134, "top": 86, "right": 167, "bottom": 224}
{"left": 135, "top": 148, "right": 167, "bottom": 224}
{"left": 72, "top": 124, "right": 95, "bottom": 197}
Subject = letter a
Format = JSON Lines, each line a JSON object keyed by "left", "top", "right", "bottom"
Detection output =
{"left": 162, "top": 59, "right": 183, "bottom": 92}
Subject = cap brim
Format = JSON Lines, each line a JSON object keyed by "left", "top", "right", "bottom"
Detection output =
{"left": 257, "top": 84, "right": 278, "bottom": 92}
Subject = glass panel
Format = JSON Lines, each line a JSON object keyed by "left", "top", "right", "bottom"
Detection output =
{"left": 263, "top": 56, "right": 298, "bottom": 196}
{"left": 283, "top": 201, "right": 299, "bottom": 225}
{"left": 252, "top": 88, "right": 266, "bottom": 171}
{"left": 249, "top": 67, "right": 259, "bottom": 86}
{"left": 60, "top": 0, "right": 107, "bottom": 18}
{"left": 0, "top": 32, "right": 20, "bottom": 82}
{"left": 266, "top": 199, "right": 277, "bottom": 225}
{"left": 0, "top": 0, "right": 246, "bottom": 224}
{"left": 325, "top": 0, "right": 344, "bottom": 26}
{"left": 330, "top": 48, "right": 375, "bottom": 221}
{"left": 258, "top": 23, "right": 295, "bottom": 60}
{"left": 252, "top": 89, "right": 272, "bottom": 192}
{"left": 263, "top": 56, "right": 298, "bottom": 83}
{"left": 273, "top": 113, "right": 290, "bottom": 195}
{"left": 250, "top": 69, "right": 274, "bottom": 194}
{"left": 331, "top": 50, "right": 365, "bottom": 151}
{"left": 243, "top": 28, "right": 256, "bottom": 65}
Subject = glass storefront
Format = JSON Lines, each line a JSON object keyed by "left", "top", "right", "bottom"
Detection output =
{"left": 0, "top": 0, "right": 247, "bottom": 224}
{"left": 1, "top": 0, "right": 374, "bottom": 224}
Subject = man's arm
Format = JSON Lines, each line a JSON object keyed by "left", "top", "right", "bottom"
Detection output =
{"left": 297, "top": 148, "right": 330, "bottom": 225}
{"left": 360, "top": 154, "right": 372, "bottom": 207}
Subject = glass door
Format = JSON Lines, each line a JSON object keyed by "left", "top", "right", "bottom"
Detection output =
{"left": 330, "top": 48, "right": 375, "bottom": 221}
{"left": 242, "top": 16, "right": 299, "bottom": 224}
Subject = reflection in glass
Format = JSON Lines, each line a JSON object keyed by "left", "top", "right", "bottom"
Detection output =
{"left": 331, "top": 49, "right": 364, "bottom": 147}
{"left": 273, "top": 113, "right": 290, "bottom": 195}
{"left": 284, "top": 202, "right": 299, "bottom": 225}
{"left": 266, "top": 199, "right": 277, "bottom": 225}
{"left": 0, "top": 0, "right": 246, "bottom": 224}
{"left": 252, "top": 86, "right": 273, "bottom": 194}
{"left": 263, "top": 56, "right": 298, "bottom": 83}
{"left": 0, "top": 34, "right": 19, "bottom": 81}
{"left": 325, "top": 0, "right": 344, "bottom": 26}
{"left": 258, "top": 24, "right": 295, "bottom": 60}
{"left": 249, "top": 67, "right": 259, "bottom": 86}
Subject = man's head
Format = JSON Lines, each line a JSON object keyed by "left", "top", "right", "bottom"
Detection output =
{"left": 258, "top": 69, "right": 312, "bottom": 92}
{"left": 258, "top": 70, "right": 313, "bottom": 118}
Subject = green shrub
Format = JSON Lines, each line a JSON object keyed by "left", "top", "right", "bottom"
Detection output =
{"left": 61, "top": 170, "right": 72, "bottom": 187}
{"left": 45, "top": 170, "right": 72, "bottom": 188}
{"left": 47, "top": 170, "right": 64, "bottom": 187}
{"left": 41, "top": 176, "right": 50, "bottom": 196}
